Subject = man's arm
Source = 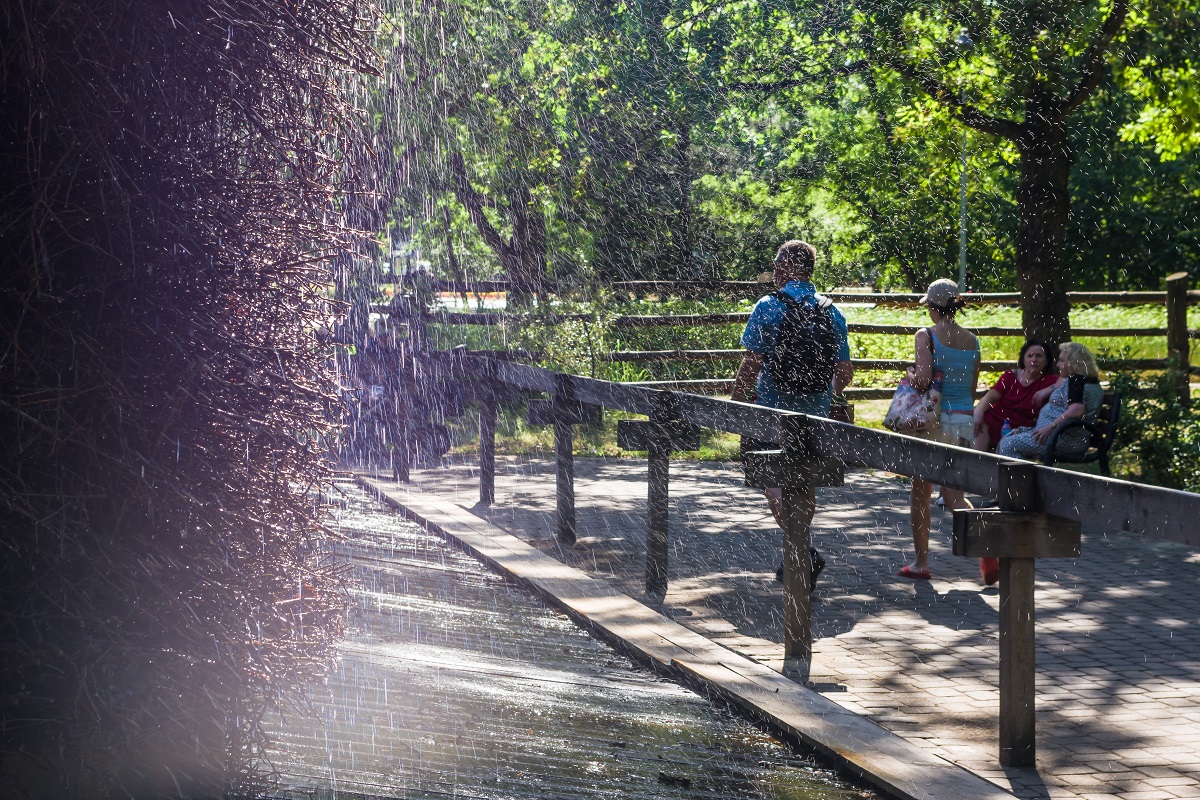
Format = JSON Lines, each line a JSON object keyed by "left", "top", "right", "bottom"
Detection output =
{"left": 730, "top": 350, "right": 763, "bottom": 403}
{"left": 833, "top": 360, "right": 853, "bottom": 396}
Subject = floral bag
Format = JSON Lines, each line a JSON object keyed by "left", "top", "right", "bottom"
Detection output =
{"left": 882, "top": 371, "right": 943, "bottom": 433}
{"left": 883, "top": 328, "right": 943, "bottom": 433}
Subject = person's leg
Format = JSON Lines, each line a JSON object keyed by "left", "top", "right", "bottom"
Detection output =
{"left": 764, "top": 486, "right": 825, "bottom": 587}
{"left": 973, "top": 419, "right": 991, "bottom": 451}
{"left": 764, "top": 486, "right": 784, "bottom": 529}
{"left": 903, "top": 478, "right": 933, "bottom": 576}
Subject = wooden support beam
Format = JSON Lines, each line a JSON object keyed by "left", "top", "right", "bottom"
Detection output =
{"left": 616, "top": 419, "right": 701, "bottom": 451}
{"left": 616, "top": 394, "right": 702, "bottom": 596}
{"left": 743, "top": 418, "right": 844, "bottom": 682}
{"left": 479, "top": 397, "right": 496, "bottom": 506}
{"left": 554, "top": 376, "right": 578, "bottom": 545}
{"left": 527, "top": 399, "right": 603, "bottom": 426}
{"left": 951, "top": 462, "right": 1080, "bottom": 768}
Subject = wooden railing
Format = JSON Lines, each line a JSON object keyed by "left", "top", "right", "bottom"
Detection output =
{"left": 376, "top": 272, "right": 1197, "bottom": 406}
{"left": 421, "top": 277, "right": 1200, "bottom": 306}
{"left": 424, "top": 349, "right": 1200, "bottom": 767}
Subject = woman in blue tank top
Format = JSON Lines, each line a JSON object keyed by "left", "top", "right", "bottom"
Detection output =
{"left": 898, "top": 279, "right": 980, "bottom": 582}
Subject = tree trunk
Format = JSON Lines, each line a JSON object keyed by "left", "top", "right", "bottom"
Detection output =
{"left": 504, "top": 184, "right": 546, "bottom": 309}
{"left": 1014, "top": 98, "right": 1074, "bottom": 348}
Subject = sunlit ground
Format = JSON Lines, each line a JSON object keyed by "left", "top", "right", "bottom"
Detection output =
{"left": 259, "top": 481, "right": 879, "bottom": 799}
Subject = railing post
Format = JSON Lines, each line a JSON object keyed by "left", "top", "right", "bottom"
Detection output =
{"left": 525, "top": 379, "right": 602, "bottom": 546}
{"left": 616, "top": 393, "right": 700, "bottom": 597}
{"left": 1167, "top": 271, "right": 1191, "bottom": 407}
{"left": 780, "top": 417, "right": 815, "bottom": 678}
{"left": 953, "top": 462, "right": 1081, "bottom": 768}
{"left": 479, "top": 396, "right": 496, "bottom": 506}
{"left": 997, "top": 463, "right": 1038, "bottom": 768}
{"left": 743, "top": 414, "right": 843, "bottom": 682}
{"left": 553, "top": 374, "right": 577, "bottom": 545}
{"left": 392, "top": 339, "right": 414, "bottom": 483}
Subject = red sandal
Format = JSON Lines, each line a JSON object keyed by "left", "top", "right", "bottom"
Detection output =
{"left": 898, "top": 565, "right": 931, "bottom": 580}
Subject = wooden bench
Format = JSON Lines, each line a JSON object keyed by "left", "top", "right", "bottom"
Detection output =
{"left": 1044, "top": 391, "right": 1121, "bottom": 476}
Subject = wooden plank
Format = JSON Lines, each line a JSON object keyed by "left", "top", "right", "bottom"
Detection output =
{"left": 608, "top": 351, "right": 1169, "bottom": 372}
{"left": 418, "top": 280, "right": 1167, "bottom": 306}
{"left": 849, "top": 323, "right": 1167, "bottom": 337}
{"left": 952, "top": 511, "right": 1082, "bottom": 558}
{"left": 527, "top": 398, "right": 603, "bottom": 426}
{"left": 616, "top": 419, "right": 701, "bottom": 451}
{"left": 672, "top": 657, "right": 1015, "bottom": 800}
{"left": 459, "top": 354, "right": 1200, "bottom": 545}
{"left": 569, "top": 374, "right": 659, "bottom": 415}
{"left": 804, "top": 417, "right": 1004, "bottom": 496}
{"left": 673, "top": 393, "right": 790, "bottom": 442}
{"left": 489, "top": 358, "right": 558, "bottom": 393}
{"left": 611, "top": 312, "right": 750, "bottom": 328}
{"left": 1035, "top": 467, "right": 1200, "bottom": 546}
{"left": 359, "top": 476, "right": 1014, "bottom": 800}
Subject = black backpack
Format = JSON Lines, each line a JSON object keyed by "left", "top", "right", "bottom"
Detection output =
{"left": 764, "top": 290, "right": 839, "bottom": 395}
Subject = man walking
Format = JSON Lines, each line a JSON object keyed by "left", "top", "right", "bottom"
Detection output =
{"left": 729, "top": 240, "right": 853, "bottom": 586}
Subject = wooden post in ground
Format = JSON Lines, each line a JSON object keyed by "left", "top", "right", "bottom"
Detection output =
{"left": 1167, "top": 272, "right": 1191, "bottom": 407}
{"left": 479, "top": 396, "right": 496, "bottom": 506}
{"left": 742, "top": 415, "right": 843, "bottom": 682}
{"left": 616, "top": 393, "right": 700, "bottom": 596}
{"left": 953, "top": 462, "right": 1081, "bottom": 767}
{"left": 553, "top": 375, "right": 577, "bottom": 544}
{"left": 526, "top": 376, "right": 602, "bottom": 545}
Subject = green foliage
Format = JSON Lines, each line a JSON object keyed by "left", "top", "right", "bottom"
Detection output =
{"left": 1109, "top": 364, "right": 1200, "bottom": 492}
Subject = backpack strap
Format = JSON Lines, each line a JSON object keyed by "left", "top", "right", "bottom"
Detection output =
{"left": 771, "top": 289, "right": 834, "bottom": 309}
{"left": 770, "top": 289, "right": 830, "bottom": 310}
{"left": 769, "top": 289, "right": 799, "bottom": 308}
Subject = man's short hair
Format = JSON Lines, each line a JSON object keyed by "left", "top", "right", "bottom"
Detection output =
{"left": 774, "top": 240, "right": 816, "bottom": 278}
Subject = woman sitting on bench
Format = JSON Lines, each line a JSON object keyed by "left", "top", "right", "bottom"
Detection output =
{"left": 998, "top": 342, "right": 1103, "bottom": 463}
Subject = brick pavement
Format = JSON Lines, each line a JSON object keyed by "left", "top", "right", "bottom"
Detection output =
{"left": 393, "top": 455, "right": 1200, "bottom": 800}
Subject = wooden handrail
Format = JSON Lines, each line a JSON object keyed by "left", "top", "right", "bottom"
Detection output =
{"left": 435, "top": 352, "right": 1200, "bottom": 547}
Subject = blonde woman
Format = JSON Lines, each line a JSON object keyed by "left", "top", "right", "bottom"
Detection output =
{"left": 998, "top": 342, "right": 1103, "bottom": 462}
{"left": 898, "top": 279, "right": 979, "bottom": 581}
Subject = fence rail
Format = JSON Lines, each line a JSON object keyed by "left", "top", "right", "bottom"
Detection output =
{"left": 418, "top": 278, "right": 1200, "bottom": 306}
{"left": 375, "top": 272, "right": 1196, "bottom": 404}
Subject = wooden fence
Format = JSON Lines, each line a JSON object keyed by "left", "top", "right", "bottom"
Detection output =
{"left": 378, "top": 271, "right": 1198, "bottom": 404}
{"left": 424, "top": 350, "right": 1200, "bottom": 768}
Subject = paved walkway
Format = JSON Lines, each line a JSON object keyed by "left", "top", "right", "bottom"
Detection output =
{"left": 381, "top": 455, "right": 1200, "bottom": 800}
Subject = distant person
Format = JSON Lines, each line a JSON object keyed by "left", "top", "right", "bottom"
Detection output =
{"left": 998, "top": 342, "right": 1103, "bottom": 462}
{"left": 730, "top": 240, "right": 854, "bottom": 588}
{"left": 973, "top": 340, "right": 1059, "bottom": 452}
{"left": 899, "top": 279, "right": 979, "bottom": 582}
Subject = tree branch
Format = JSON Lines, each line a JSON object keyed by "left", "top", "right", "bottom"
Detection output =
{"left": 1060, "top": 0, "right": 1130, "bottom": 115}
{"left": 448, "top": 151, "right": 507, "bottom": 256}
{"left": 879, "top": 54, "right": 1024, "bottom": 141}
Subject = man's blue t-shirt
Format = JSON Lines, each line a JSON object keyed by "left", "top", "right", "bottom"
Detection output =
{"left": 740, "top": 280, "right": 851, "bottom": 415}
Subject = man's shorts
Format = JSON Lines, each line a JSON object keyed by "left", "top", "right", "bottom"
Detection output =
{"left": 912, "top": 411, "right": 974, "bottom": 448}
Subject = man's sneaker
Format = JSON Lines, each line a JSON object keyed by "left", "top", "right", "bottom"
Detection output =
{"left": 776, "top": 547, "right": 827, "bottom": 590}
